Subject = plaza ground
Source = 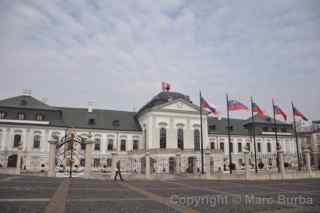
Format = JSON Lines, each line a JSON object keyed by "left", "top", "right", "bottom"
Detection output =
{"left": 0, "top": 175, "right": 320, "bottom": 213}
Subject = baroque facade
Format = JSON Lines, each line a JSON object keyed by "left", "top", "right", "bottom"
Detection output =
{"left": 0, "top": 91, "right": 301, "bottom": 176}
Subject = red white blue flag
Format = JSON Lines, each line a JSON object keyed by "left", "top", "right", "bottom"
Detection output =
{"left": 274, "top": 105, "right": 287, "bottom": 121}
{"left": 200, "top": 97, "right": 218, "bottom": 116}
{"left": 293, "top": 106, "right": 308, "bottom": 121}
{"left": 228, "top": 100, "right": 248, "bottom": 111}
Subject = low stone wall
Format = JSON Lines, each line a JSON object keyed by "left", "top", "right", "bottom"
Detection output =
{"left": 207, "top": 170, "right": 320, "bottom": 180}
{"left": 0, "top": 168, "right": 17, "bottom": 175}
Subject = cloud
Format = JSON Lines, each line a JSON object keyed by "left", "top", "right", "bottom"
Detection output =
{"left": 0, "top": 0, "right": 319, "bottom": 119}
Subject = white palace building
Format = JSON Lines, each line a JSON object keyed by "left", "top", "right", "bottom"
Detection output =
{"left": 0, "top": 90, "right": 301, "bottom": 177}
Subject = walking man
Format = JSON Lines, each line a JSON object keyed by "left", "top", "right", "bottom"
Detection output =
{"left": 114, "top": 160, "right": 123, "bottom": 181}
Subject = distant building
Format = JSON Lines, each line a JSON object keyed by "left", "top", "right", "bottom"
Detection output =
{"left": 0, "top": 90, "right": 301, "bottom": 175}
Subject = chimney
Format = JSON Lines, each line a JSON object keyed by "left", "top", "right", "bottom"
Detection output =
{"left": 88, "top": 101, "right": 94, "bottom": 113}
{"left": 22, "top": 89, "right": 32, "bottom": 96}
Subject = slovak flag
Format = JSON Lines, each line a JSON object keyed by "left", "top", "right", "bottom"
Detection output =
{"left": 200, "top": 97, "right": 218, "bottom": 116}
{"left": 293, "top": 106, "right": 308, "bottom": 121}
{"left": 161, "top": 82, "right": 171, "bottom": 91}
{"left": 252, "top": 102, "right": 265, "bottom": 119}
{"left": 274, "top": 105, "right": 287, "bottom": 121}
{"left": 228, "top": 100, "right": 248, "bottom": 111}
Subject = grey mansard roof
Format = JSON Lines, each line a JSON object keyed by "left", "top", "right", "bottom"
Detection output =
{"left": 0, "top": 95, "right": 57, "bottom": 111}
{"left": 0, "top": 95, "right": 141, "bottom": 131}
{"left": 56, "top": 107, "right": 141, "bottom": 131}
{"left": 208, "top": 115, "right": 291, "bottom": 136}
{"left": 208, "top": 117, "right": 248, "bottom": 135}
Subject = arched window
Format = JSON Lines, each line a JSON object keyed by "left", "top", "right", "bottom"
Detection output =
{"left": 177, "top": 128, "right": 184, "bottom": 150}
{"left": 194, "top": 129, "right": 200, "bottom": 151}
{"left": 160, "top": 128, "right": 166, "bottom": 149}
{"left": 94, "top": 138, "right": 101, "bottom": 151}
{"left": 120, "top": 139, "right": 126, "bottom": 151}
{"left": 133, "top": 140, "right": 139, "bottom": 150}
{"left": 33, "top": 135, "right": 41, "bottom": 149}
{"left": 107, "top": 139, "right": 113, "bottom": 151}
{"left": 13, "top": 135, "right": 21, "bottom": 147}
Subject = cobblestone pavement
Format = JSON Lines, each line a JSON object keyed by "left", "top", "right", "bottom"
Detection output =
{"left": 0, "top": 174, "right": 320, "bottom": 213}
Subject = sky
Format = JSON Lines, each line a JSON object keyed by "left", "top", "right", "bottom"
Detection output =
{"left": 0, "top": 0, "right": 319, "bottom": 121}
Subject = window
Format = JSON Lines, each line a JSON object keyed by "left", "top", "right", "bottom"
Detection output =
{"left": 80, "top": 159, "right": 85, "bottom": 167}
{"left": 120, "top": 140, "right": 126, "bottom": 151}
{"left": 177, "top": 128, "right": 184, "bottom": 150}
{"left": 230, "top": 143, "right": 234, "bottom": 153}
{"left": 246, "top": 142, "right": 250, "bottom": 151}
{"left": 194, "top": 129, "right": 200, "bottom": 151}
{"left": 133, "top": 140, "right": 139, "bottom": 150}
{"left": 88, "top": 118, "right": 95, "bottom": 125}
{"left": 257, "top": 142, "right": 261, "bottom": 152}
{"left": 160, "top": 128, "right": 166, "bottom": 149}
{"left": 93, "top": 158, "right": 100, "bottom": 168}
{"left": 281, "top": 128, "right": 287, "bottom": 133}
{"left": 112, "top": 120, "right": 120, "bottom": 128}
{"left": 267, "top": 143, "right": 271, "bottom": 153}
{"left": 17, "top": 112, "right": 25, "bottom": 120}
{"left": 209, "top": 125, "right": 216, "bottom": 131}
{"left": 107, "top": 139, "right": 113, "bottom": 151}
{"left": 262, "top": 127, "right": 269, "bottom": 132}
{"left": 210, "top": 142, "right": 215, "bottom": 150}
{"left": 20, "top": 99, "right": 28, "bottom": 105}
{"left": 33, "top": 135, "right": 40, "bottom": 149}
{"left": 107, "top": 159, "right": 112, "bottom": 167}
{"left": 94, "top": 138, "right": 100, "bottom": 151}
{"left": 13, "top": 135, "right": 21, "bottom": 147}
{"left": 226, "top": 126, "right": 233, "bottom": 131}
{"left": 35, "top": 114, "right": 44, "bottom": 121}
{"left": 220, "top": 142, "right": 224, "bottom": 151}
{"left": 0, "top": 112, "right": 7, "bottom": 119}
{"left": 238, "top": 143, "right": 242, "bottom": 153}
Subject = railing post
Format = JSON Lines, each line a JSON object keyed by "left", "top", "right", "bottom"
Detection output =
{"left": 304, "top": 148, "right": 312, "bottom": 177}
{"left": 48, "top": 140, "right": 58, "bottom": 177}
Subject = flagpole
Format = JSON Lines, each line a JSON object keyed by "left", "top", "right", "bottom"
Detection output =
{"left": 272, "top": 99, "right": 280, "bottom": 173}
{"left": 250, "top": 97, "right": 258, "bottom": 173}
{"left": 292, "top": 102, "right": 301, "bottom": 171}
{"left": 199, "top": 91, "right": 204, "bottom": 174}
{"left": 226, "top": 94, "right": 232, "bottom": 174}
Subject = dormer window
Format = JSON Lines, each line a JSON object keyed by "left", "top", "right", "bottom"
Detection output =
{"left": 88, "top": 118, "right": 95, "bottom": 125}
{"left": 0, "top": 112, "right": 6, "bottom": 119}
{"left": 209, "top": 125, "right": 216, "bottom": 131}
{"left": 20, "top": 100, "right": 27, "bottom": 106}
{"left": 226, "top": 126, "right": 233, "bottom": 131}
{"left": 112, "top": 120, "right": 120, "bottom": 128}
{"left": 36, "top": 114, "right": 44, "bottom": 121}
{"left": 17, "top": 112, "right": 25, "bottom": 120}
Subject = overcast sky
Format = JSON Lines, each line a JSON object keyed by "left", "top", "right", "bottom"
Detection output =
{"left": 0, "top": 0, "right": 319, "bottom": 120}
